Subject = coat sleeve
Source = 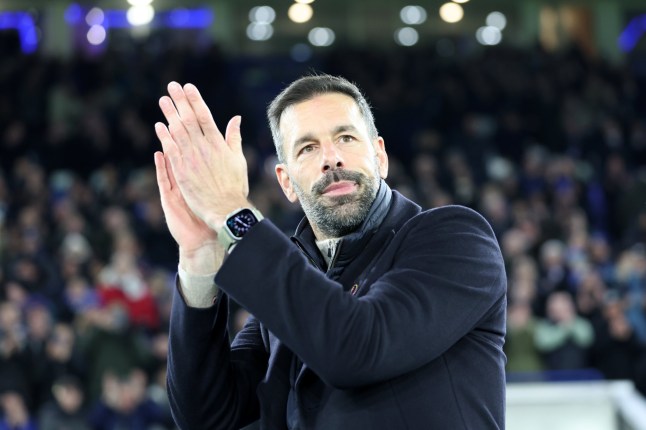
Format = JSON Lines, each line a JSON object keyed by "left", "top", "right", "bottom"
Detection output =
{"left": 215, "top": 205, "right": 506, "bottom": 388}
{"left": 166, "top": 285, "right": 268, "bottom": 430}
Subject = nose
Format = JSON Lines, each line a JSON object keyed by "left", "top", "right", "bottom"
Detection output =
{"left": 320, "top": 141, "right": 344, "bottom": 172}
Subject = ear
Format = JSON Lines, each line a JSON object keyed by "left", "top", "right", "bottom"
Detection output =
{"left": 375, "top": 137, "right": 389, "bottom": 179}
{"left": 275, "top": 163, "right": 299, "bottom": 203}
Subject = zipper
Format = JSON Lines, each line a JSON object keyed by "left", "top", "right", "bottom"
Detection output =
{"left": 325, "top": 240, "right": 343, "bottom": 275}
{"left": 292, "top": 240, "right": 324, "bottom": 271}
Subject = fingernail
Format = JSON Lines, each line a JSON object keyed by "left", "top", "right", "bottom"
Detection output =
{"left": 159, "top": 96, "right": 173, "bottom": 107}
{"left": 168, "top": 81, "right": 181, "bottom": 92}
{"left": 183, "top": 84, "right": 199, "bottom": 98}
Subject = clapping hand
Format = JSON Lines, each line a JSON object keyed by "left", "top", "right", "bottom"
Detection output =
{"left": 154, "top": 82, "right": 250, "bottom": 272}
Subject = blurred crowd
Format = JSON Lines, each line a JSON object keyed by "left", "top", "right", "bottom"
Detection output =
{"left": 2, "top": 28, "right": 646, "bottom": 428}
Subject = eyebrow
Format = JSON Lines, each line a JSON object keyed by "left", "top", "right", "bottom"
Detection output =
{"left": 292, "top": 125, "right": 359, "bottom": 155}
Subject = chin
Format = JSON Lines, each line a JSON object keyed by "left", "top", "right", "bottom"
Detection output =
{"left": 323, "top": 193, "right": 360, "bottom": 206}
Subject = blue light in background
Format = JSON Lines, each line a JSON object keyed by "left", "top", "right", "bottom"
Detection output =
{"left": 0, "top": 11, "right": 38, "bottom": 53}
{"left": 103, "top": 10, "right": 130, "bottom": 29}
{"left": 24, "top": 26, "right": 38, "bottom": 46}
{"left": 165, "top": 8, "right": 213, "bottom": 28}
{"left": 168, "top": 8, "right": 191, "bottom": 27}
{"left": 0, "top": 14, "right": 11, "bottom": 27}
{"left": 618, "top": 14, "right": 646, "bottom": 52}
{"left": 2, "top": 5, "right": 214, "bottom": 53}
{"left": 64, "top": 3, "right": 83, "bottom": 24}
{"left": 64, "top": 4, "right": 213, "bottom": 30}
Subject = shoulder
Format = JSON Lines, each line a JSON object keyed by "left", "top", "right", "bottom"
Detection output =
{"left": 425, "top": 204, "right": 489, "bottom": 220}
{"left": 406, "top": 204, "right": 495, "bottom": 237}
{"left": 383, "top": 201, "right": 503, "bottom": 270}
{"left": 384, "top": 190, "right": 497, "bottom": 242}
{"left": 389, "top": 191, "right": 489, "bottom": 227}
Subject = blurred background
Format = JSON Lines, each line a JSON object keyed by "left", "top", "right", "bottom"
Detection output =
{"left": 2, "top": 0, "right": 646, "bottom": 429}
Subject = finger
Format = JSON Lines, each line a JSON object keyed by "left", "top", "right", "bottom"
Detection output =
{"left": 154, "top": 121, "right": 175, "bottom": 154}
{"left": 154, "top": 151, "right": 172, "bottom": 194}
{"left": 154, "top": 151, "right": 176, "bottom": 215}
{"left": 225, "top": 115, "right": 243, "bottom": 152}
{"left": 167, "top": 81, "right": 207, "bottom": 143}
{"left": 183, "top": 83, "right": 223, "bottom": 143}
{"left": 159, "top": 95, "right": 193, "bottom": 153}
{"left": 164, "top": 152, "right": 180, "bottom": 192}
{"left": 155, "top": 122, "right": 184, "bottom": 173}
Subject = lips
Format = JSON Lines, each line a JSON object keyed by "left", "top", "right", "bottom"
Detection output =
{"left": 322, "top": 181, "right": 357, "bottom": 196}
{"left": 312, "top": 170, "right": 364, "bottom": 196}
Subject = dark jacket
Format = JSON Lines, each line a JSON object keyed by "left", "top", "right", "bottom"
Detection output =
{"left": 167, "top": 187, "right": 507, "bottom": 429}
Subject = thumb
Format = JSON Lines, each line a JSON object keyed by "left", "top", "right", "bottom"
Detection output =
{"left": 225, "top": 115, "right": 242, "bottom": 151}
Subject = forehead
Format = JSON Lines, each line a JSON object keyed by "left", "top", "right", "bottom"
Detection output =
{"left": 279, "top": 93, "right": 365, "bottom": 139}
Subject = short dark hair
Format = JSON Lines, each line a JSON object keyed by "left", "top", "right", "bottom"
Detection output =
{"left": 267, "top": 74, "right": 378, "bottom": 163}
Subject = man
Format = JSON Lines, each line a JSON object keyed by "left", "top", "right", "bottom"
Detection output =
{"left": 154, "top": 74, "right": 507, "bottom": 429}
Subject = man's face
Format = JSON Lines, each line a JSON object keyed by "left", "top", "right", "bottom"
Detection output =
{"left": 275, "top": 93, "right": 388, "bottom": 239}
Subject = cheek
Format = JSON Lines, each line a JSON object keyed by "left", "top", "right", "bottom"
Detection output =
{"left": 344, "top": 146, "right": 367, "bottom": 158}
{"left": 291, "top": 164, "right": 315, "bottom": 189}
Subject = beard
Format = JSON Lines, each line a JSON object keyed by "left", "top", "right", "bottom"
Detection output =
{"left": 292, "top": 165, "right": 380, "bottom": 239}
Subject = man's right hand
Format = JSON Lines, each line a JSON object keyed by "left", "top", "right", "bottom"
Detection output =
{"left": 154, "top": 151, "right": 224, "bottom": 274}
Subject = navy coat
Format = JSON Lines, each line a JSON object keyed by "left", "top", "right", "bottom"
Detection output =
{"left": 167, "top": 190, "right": 507, "bottom": 429}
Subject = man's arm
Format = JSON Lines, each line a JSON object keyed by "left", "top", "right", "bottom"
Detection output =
{"left": 216, "top": 205, "right": 507, "bottom": 388}
{"left": 153, "top": 82, "right": 266, "bottom": 429}
{"left": 176, "top": 246, "right": 224, "bottom": 308}
{"left": 166, "top": 285, "right": 267, "bottom": 430}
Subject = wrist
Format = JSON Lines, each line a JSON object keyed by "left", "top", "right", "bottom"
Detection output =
{"left": 205, "top": 198, "right": 252, "bottom": 231}
{"left": 218, "top": 206, "right": 263, "bottom": 252}
{"left": 179, "top": 241, "right": 225, "bottom": 275}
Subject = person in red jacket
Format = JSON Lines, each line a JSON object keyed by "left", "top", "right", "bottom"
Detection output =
{"left": 153, "top": 74, "right": 507, "bottom": 429}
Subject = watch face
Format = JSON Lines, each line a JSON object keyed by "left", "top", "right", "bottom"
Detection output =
{"left": 226, "top": 209, "right": 259, "bottom": 239}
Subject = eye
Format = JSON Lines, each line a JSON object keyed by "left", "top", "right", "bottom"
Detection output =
{"left": 339, "top": 135, "right": 356, "bottom": 143}
{"left": 298, "top": 144, "right": 315, "bottom": 156}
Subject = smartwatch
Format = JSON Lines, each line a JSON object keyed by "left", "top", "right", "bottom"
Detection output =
{"left": 218, "top": 207, "right": 264, "bottom": 252}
